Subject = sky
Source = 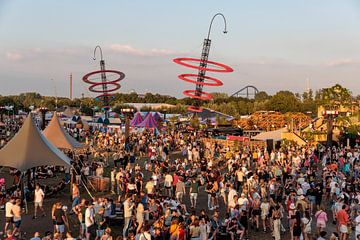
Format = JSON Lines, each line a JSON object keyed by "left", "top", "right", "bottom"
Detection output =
{"left": 0, "top": 0, "right": 359, "bottom": 98}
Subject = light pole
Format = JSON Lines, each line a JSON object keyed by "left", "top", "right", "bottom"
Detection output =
{"left": 39, "top": 107, "right": 48, "bottom": 130}
{"left": 322, "top": 110, "right": 339, "bottom": 147}
{"left": 0, "top": 106, "right": 5, "bottom": 122}
{"left": 51, "top": 78, "right": 58, "bottom": 110}
{"left": 121, "top": 108, "right": 134, "bottom": 150}
{"left": 173, "top": 13, "right": 232, "bottom": 113}
{"left": 193, "top": 13, "right": 228, "bottom": 111}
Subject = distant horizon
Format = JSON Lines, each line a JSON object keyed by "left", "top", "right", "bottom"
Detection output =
{"left": 1, "top": 1, "right": 360, "bottom": 97}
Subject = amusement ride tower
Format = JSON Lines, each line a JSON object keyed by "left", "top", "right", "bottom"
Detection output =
{"left": 82, "top": 46, "right": 125, "bottom": 119}
{"left": 173, "top": 13, "right": 233, "bottom": 112}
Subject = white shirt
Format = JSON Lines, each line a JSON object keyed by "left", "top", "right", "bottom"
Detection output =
{"left": 227, "top": 189, "right": 237, "bottom": 207}
{"left": 138, "top": 232, "right": 151, "bottom": 240}
{"left": 296, "top": 188, "right": 304, "bottom": 196}
{"left": 260, "top": 202, "right": 270, "bottom": 215}
{"left": 238, "top": 197, "right": 249, "bottom": 211}
{"left": 123, "top": 199, "right": 134, "bottom": 218}
{"left": 355, "top": 215, "right": 360, "bottom": 233}
{"left": 34, "top": 188, "right": 44, "bottom": 203}
{"left": 164, "top": 174, "right": 173, "bottom": 187}
{"left": 85, "top": 207, "right": 95, "bottom": 227}
{"left": 5, "top": 201, "right": 14, "bottom": 217}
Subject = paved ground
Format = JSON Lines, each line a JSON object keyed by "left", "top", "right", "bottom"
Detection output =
{"left": 0, "top": 153, "right": 340, "bottom": 240}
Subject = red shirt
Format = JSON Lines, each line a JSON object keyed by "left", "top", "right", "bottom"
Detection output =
{"left": 178, "top": 228, "right": 185, "bottom": 240}
{"left": 4, "top": 237, "right": 16, "bottom": 240}
{"left": 336, "top": 209, "right": 349, "bottom": 225}
{"left": 173, "top": 174, "right": 179, "bottom": 186}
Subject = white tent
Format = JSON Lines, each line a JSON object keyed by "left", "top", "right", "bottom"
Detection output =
{"left": 252, "top": 127, "right": 287, "bottom": 141}
{"left": 63, "top": 107, "right": 74, "bottom": 118}
{"left": 0, "top": 114, "right": 71, "bottom": 171}
{"left": 43, "top": 113, "right": 84, "bottom": 149}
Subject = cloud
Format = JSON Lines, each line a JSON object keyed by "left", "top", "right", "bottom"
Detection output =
{"left": 109, "top": 44, "right": 184, "bottom": 56}
{"left": 325, "top": 58, "right": 359, "bottom": 67}
{"left": 6, "top": 51, "right": 24, "bottom": 61}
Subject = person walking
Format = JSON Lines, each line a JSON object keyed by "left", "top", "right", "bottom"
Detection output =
{"left": 71, "top": 183, "right": 80, "bottom": 214}
{"left": 315, "top": 206, "right": 328, "bottom": 237}
{"left": 53, "top": 202, "right": 67, "bottom": 239}
{"left": 175, "top": 177, "right": 186, "bottom": 203}
{"left": 123, "top": 194, "right": 134, "bottom": 240}
{"left": 33, "top": 184, "right": 45, "bottom": 219}
{"left": 336, "top": 205, "right": 349, "bottom": 240}
{"left": 272, "top": 204, "right": 281, "bottom": 240}
{"left": 164, "top": 173, "right": 173, "bottom": 197}
{"left": 95, "top": 207, "right": 106, "bottom": 240}
{"left": 85, "top": 202, "right": 95, "bottom": 240}
{"left": 3, "top": 197, "right": 15, "bottom": 237}
{"left": 260, "top": 198, "right": 270, "bottom": 232}
{"left": 190, "top": 178, "right": 199, "bottom": 209}
{"left": 11, "top": 199, "right": 22, "bottom": 238}
{"left": 135, "top": 197, "right": 144, "bottom": 234}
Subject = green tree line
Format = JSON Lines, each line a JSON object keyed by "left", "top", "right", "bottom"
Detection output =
{"left": 0, "top": 84, "right": 358, "bottom": 117}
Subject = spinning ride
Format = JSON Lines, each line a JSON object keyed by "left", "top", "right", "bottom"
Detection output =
{"left": 82, "top": 46, "right": 125, "bottom": 118}
{"left": 173, "top": 13, "right": 233, "bottom": 112}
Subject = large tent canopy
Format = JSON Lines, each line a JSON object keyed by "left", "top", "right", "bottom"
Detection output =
{"left": 252, "top": 127, "right": 287, "bottom": 141}
{"left": 137, "top": 112, "right": 158, "bottom": 129}
{"left": 153, "top": 112, "right": 163, "bottom": 122}
{"left": 130, "top": 112, "right": 143, "bottom": 127}
{"left": 63, "top": 107, "right": 74, "bottom": 118}
{"left": 43, "top": 113, "right": 83, "bottom": 149}
{"left": 0, "top": 115, "right": 71, "bottom": 171}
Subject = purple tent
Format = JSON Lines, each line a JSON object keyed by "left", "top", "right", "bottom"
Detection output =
{"left": 153, "top": 112, "right": 163, "bottom": 122}
{"left": 130, "top": 112, "right": 143, "bottom": 127}
{"left": 137, "top": 113, "right": 158, "bottom": 129}
{"left": 143, "top": 112, "right": 150, "bottom": 119}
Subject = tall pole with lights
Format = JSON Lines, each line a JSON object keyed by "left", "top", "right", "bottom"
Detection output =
{"left": 173, "top": 13, "right": 233, "bottom": 113}
{"left": 82, "top": 46, "right": 125, "bottom": 121}
{"left": 39, "top": 107, "right": 48, "bottom": 130}
{"left": 121, "top": 108, "right": 134, "bottom": 150}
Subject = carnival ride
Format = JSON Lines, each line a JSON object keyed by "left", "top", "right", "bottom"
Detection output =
{"left": 173, "top": 13, "right": 233, "bottom": 113}
{"left": 82, "top": 46, "right": 125, "bottom": 118}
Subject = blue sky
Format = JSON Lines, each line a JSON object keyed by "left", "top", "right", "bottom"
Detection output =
{"left": 0, "top": 0, "right": 359, "bottom": 98}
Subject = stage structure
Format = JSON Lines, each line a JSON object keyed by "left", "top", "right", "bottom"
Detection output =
{"left": 173, "top": 13, "right": 233, "bottom": 112}
{"left": 82, "top": 46, "right": 125, "bottom": 118}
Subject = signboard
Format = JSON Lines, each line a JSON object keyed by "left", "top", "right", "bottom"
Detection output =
{"left": 226, "top": 136, "right": 250, "bottom": 142}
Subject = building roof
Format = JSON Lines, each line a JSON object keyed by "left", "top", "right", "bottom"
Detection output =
{"left": 252, "top": 127, "right": 287, "bottom": 141}
{"left": 184, "top": 108, "right": 234, "bottom": 121}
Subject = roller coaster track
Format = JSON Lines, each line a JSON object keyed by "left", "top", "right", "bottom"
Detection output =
{"left": 230, "top": 85, "right": 259, "bottom": 99}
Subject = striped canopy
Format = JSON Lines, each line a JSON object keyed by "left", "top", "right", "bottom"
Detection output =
{"left": 137, "top": 112, "right": 158, "bottom": 129}
{"left": 130, "top": 112, "right": 143, "bottom": 127}
{"left": 153, "top": 112, "right": 163, "bottom": 122}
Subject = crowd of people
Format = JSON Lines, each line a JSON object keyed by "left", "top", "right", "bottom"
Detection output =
{"left": 0, "top": 120, "right": 360, "bottom": 240}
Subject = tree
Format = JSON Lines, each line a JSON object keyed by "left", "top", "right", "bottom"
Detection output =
{"left": 210, "top": 92, "right": 229, "bottom": 100}
{"left": 301, "top": 89, "right": 316, "bottom": 114}
{"left": 265, "top": 91, "right": 301, "bottom": 113}
{"left": 80, "top": 106, "right": 94, "bottom": 116}
{"left": 255, "top": 91, "right": 270, "bottom": 101}
{"left": 319, "top": 84, "right": 352, "bottom": 108}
